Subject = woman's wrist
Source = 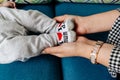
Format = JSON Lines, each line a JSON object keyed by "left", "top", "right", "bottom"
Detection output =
{"left": 81, "top": 41, "right": 114, "bottom": 67}
{"left": 90, "top": 41, "right": 104, "bottom": 64}
{"left": 77, "top": 38, "right": 97, "bottom": 59}
{"left": 82, "top": 10, "right": 120, "bottom": 34}
{"left": 79, "top": 44, "right": 93, "bottom": 59}
{"left": 76, "top": 38, "right": 114, "bottom": 67}
{"left": 97, "top": 43, "right": 114, "bottom": 67}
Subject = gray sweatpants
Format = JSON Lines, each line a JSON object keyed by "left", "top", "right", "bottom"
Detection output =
{"left": 0, "top": 7, "right": 58, "bottom": 64}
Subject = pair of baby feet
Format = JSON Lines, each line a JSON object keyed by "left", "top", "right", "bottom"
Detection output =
{"left": 56, "top": 19, "right": 76, "bottom": 44}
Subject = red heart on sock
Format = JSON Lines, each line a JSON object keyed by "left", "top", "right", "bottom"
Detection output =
{"left": 57, "top": 33, "right": 62, "bottom": 41}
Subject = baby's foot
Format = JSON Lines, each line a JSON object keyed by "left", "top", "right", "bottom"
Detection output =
{"left": 57, "top": 19, "right": 74, "bottom": 32}
{"left": 57, "top": 31, "right": 76, "bottom": 44}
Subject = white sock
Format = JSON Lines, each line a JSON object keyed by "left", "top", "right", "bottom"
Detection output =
{"left": 56, "top": 19, "right": 74, "bottom": 32}
{"left": 57, "top": 31, "right": 76, "bottom": 44}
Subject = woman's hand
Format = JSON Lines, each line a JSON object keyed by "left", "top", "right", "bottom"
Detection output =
{"left": 43, "top": 36, "right": 114, "bottom": 67}
{"left": 43, "top": 37, "right": 96, "bottom": 58}
{"left": 54, "top": 15, "right": 88, "bottom": 35}
{"left": 54, "top": 10, "right": 119, "bottom": 34}
{"left": 1, "top": 1, "right": 16, "bottom": 8}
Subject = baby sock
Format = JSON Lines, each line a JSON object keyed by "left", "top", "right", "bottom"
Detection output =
{"left": 56, "top": 19, "right": 74, "bottom": 32}
{"left": 57, "top": 31, "right": 76, "bottom": 44}
{"left": 50, "top": 19, "right": 74, "bottom": 33}
{"left": 50, "top": 19, "right": 76, "bottom": 44}
{"left": 56, "top": 19, "right": 76, "bottom": 44}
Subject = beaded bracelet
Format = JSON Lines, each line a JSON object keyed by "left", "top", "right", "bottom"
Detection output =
{"left": 90, "top": 41, "right": 104, "bottom": 64}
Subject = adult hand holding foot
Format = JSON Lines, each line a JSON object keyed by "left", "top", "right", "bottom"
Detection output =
{"left": 44, "top": 9, "right": 120, "bottom": 78}
{"left": 44, "top": 36, "right": 113, "bottom": 67}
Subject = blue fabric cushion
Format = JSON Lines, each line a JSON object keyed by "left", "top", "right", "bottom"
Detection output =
{"left": 61, "top": 57, "right": 116, "bottom": 80}
{"left": 0, "top": 55, "right": 62, "bottom": 80}
{"left": 55, "top": 3, "right": 120, "bottom": 16}
{"left": 0, "top": 5, "right": 62, "bottom": 80}
{"left": 55, "top": 2, "right": 120, "bottom": 80}
{"left": 17, "top": 4, "right": 55, "bottom": 17}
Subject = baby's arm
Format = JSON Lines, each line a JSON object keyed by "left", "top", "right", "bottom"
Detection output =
{"left": 0, "top": 1, "right": 16, "bottom": 8}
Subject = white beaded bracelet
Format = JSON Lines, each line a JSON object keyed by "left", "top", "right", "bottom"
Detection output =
{"left": 90, "top": 41, "right": 104, "bottom": 64}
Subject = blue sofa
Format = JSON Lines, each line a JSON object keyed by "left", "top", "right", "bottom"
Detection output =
{"left": 0, "top": 1, "right": 119, "bottom": 80}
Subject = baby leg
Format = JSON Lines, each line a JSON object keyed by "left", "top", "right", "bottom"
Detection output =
{"left": 0, "top": 7, "right": 57, "bottom": 33}
{"left": 0, "top": 7, "right": 75, "bottom": 35}
{"left": 0, "top": 30, "right": 76, "bottom": 64}
{"left": 0, "top": 33, "right": 58, "bottom": 64}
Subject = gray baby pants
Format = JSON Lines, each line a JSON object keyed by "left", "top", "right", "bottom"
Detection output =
{"left": 0, "top": 7, "right": 58, "bottom": 64}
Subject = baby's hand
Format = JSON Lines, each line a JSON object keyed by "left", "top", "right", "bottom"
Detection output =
{"left": 1, "top": 1, "right": 16, "bottom": 8}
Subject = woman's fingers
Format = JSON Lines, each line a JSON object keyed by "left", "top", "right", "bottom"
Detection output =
{"left": 43, "top": 46, "right": 63, "bottom": 54}
{"left": 54, "top": 15, "right": 66, "bottom": 22}
{"left": 54, "top": 15, "right": 75, "bottom": 22}
{"left": 43, "top": 47, "right": 64, "bottom": 57}
{"left": 43, "top": 42, "right": 79, "bottom": 57}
